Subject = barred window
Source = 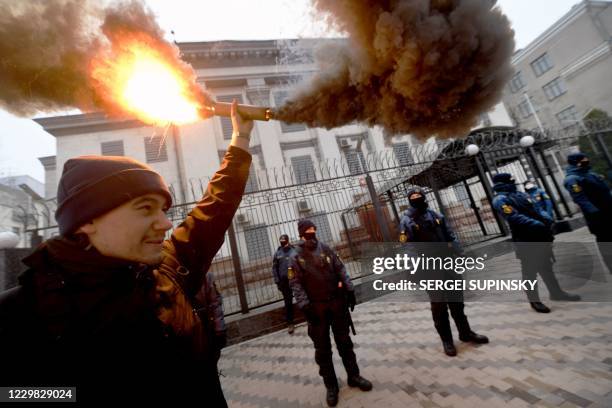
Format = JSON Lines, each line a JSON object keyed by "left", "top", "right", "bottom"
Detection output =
{"left": 531, "top": 53, "right": 553, "bottom": 77}
{"left": 509, "top": 71, "right": 526, "bottom": 93}
{"left": 291, "top": 155, "right": 317, "bottom": 184}
{"left": 309, "top": 212, "right": 333, "bottom": 243}
{"left": 274, "top": 91, "right": 307, "bottom": 133}
{"left": 244, "top": 165, "right": 259, "bottom": 193}
{"left": 518, "top": 100, "right": 533, "bottom": 119}
{"left": 393, "top": 143, "right": 414, "bottom": 166}
{"left": 217, "top": 94, "right": 243, "bottom": 140}
{"left": 144, "top": 136, "right": 168, "bottom": 163}
{"left": 345, "top": 150, "right": 365, "bottom": 175}
{"left": 542, "top": 77, "right": 566, "bottom": 101}
{"left": 101, "top": 140, "right": 125, "bottom": 156}
{"left": 244, "top": 224, "right": 271, "bottom": 261}
{"left": 453, "top": 184, "right": 470, "bottom": 209}
{"left": 556, "top": 106, "right": 579, "bottom": 127}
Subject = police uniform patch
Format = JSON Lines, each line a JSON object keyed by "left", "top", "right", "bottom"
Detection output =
{"left": 399, "top": 232, "right": 407, "bottom": 243}
{"left": 502, "top": 204, "right": 513, "bottom": 214}
{"left": 572, "top": 184, "right": 582, "bottom": 193}
{"left": 287, "top": 267, "right": 294, "bottom": 280}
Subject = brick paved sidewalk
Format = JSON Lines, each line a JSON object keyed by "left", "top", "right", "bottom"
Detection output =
{"left": 219, "top": 228, "right": 612, "bottom": 407}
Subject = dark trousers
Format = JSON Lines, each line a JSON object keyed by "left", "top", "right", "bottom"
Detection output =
{"left": 307, "top": 299, "right": 359, "bottom": 388}
{"left": 589, "top": 213, "right": 612, "bottom": 273}
{"left": 278, "top": 279, "right": 294, "bottom": 323}
{"left": 517, "top": 243, "right": 563, "bottom": 302}
{"left": 203, "top": 365, "right": 228, "bottom": 408}
{"left": 427, "top": 289, "right": 471, "bottom": 342}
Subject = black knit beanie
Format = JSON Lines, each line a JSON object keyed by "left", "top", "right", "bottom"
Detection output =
{"left": 297, "top": 219, "right": 316, "bottom": 237}
{"left": 55, "top": 155, "right": 173, "bottom": 236}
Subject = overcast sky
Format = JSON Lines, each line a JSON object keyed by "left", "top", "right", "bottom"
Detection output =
{"left": 0, "top": 0, "right": 581, "bottom": 182}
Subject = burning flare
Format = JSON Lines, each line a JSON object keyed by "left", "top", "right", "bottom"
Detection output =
{"left": 91, "top": 33, "right": 206, "bottom": 125}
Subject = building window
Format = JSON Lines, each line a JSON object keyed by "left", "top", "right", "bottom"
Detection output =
{"left": 509, "top": 71, "right": 526, "bottom": 93}
{"left": 453, "top": 184, "right": 470, "bottom": 209}
{"left": 309, "top": 213, "right": 333, "bottom": 243}
{"left": 542, "top": 77, "right": 567, "bottom": 101}
{"left": 144, "top": 136, "right": 168, "bottom": 163}
{"left": 244, "top": 165, "right": 259, "bottom": 193}
{"left": 517, "top": 100, "right": 533, "bottom": 119}
{"left": 345, "top": 150, "right": 365, "bottom": 175}
{"left": 244, "top": 225, "right": 271, "bottom": 261}
{"left": 478, "top": 113, "right": 492, "bottom": 127}
{"left": 217, "top": 94, "right": 243, "bottom": 140}
{"left": 101, "top": 140, "right": 125, "bottom": 156}
{"left": 556, "top": 105, "right": 579, "bottom": 128}
{"left": 393, "top": 143, "right": 414, "bottom": 166}
{"left": 274, "top": 91, "right": 307, "bottom": 133}
{"left": 291, "top": 155, "right": 317, "bottom": 184}
{"left": 531, "top": 53, "right": 553, "bottom": 77}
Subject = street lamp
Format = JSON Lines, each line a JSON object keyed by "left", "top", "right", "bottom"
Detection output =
{"left": 519, "top": 135, "right": 535, "bottom": 148}
{"left": 465, "top": 144, "right": 480, "bottom": 156}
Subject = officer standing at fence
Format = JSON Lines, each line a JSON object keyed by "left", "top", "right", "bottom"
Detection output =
{"left": 492, "top": 173, "right": 580, "bottom": 313}
{"left": 272, "top": 234, "right": 295, "bottom": 334}
{"left": 564, "top": 153, "right": 612, "bottom": 273}
{"left": 289, "top": 219, "right": 372, "bottom": 407}
{"left": 399, "top": 188, "right": 489, "bottom": 357}
{"left": 524, "top": 180, "right": 554, "bottom": 220}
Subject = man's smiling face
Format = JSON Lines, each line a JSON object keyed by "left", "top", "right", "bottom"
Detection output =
{"left": 78, "top": 193, "right": 173, "bottom": 265}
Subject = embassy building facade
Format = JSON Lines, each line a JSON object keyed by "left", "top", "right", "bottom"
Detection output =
{"left": 34, "top": 39, "right": 512, "bottom": 268}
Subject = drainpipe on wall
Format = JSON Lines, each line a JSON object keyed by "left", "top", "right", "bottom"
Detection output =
{"left": 171, "top": 124, "right": 189, "bottom": 204}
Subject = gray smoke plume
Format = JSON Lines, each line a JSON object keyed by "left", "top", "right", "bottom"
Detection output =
{"left": 0, "top": 0, "right": 203, "bottom": 117}
{"left": 275, "top": 0, "right": 515, "bottom": 140}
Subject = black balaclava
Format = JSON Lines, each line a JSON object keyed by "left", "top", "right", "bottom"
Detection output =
{"left": 408, "top": 189, "right": 428, "bottom": 211}
{"left": 279, "top": 234, "right": 289, "bottom": 249}
{"left": 297, "top": 219, "right": 318, "bottom": 249}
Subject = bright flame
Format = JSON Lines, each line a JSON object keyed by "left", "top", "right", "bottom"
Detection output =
{"left": 91, "top": 36, "right": 203, "bottom": 125}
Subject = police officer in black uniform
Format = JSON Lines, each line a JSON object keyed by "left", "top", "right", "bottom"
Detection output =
{"left": 289, "top": 219, "right": 372, "bottom": 407}
{"left": 564, "top": 153, "right": 612, "bottom": 273}
{"left": 399, "top": 188, "right": 489, "bottom": 357}
{"left": 272, "top": 234, "right": 295, "bottom": 334}
{"left": 492, "top": 173, "right": 580, "bottom": 313}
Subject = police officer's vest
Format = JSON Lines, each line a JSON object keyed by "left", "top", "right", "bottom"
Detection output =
{"left": 274, "top": 246, "right": 295, "bottom": 280}
{"left": 293, "top": 243, "right": 341, "bottom": 302}
{"left": 403, "top": 210, "right": 447, "bottom": 243}
{"left": 581, "top": 174, "right": 612, "bottom": 211}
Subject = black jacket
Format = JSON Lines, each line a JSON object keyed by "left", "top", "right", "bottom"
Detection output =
{"left": 0, "top": 146, "right": 251, "bottom": 401}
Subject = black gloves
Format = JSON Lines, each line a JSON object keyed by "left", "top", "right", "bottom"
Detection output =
{"left": 347, "top": 291, "right": 356, "bottom": 312}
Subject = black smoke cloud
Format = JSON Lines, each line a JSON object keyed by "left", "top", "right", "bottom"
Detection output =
{"left": 275, "top": 0, "right": 515, "bottom": 140}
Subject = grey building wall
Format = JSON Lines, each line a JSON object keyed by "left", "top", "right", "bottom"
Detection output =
{"left": 503, "top": 1, "right": 612, "bottom": 130}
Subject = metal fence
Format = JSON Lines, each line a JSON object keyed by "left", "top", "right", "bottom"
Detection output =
{"left": 24, "top": 120, "right": 612, "bottom": 316}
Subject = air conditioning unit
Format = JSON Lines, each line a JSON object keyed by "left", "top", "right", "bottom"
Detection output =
{"left": 340, "top": 139, "right": 350, "bottom": 148}
{"left": 236, "top": 213, "right": 249, "bottom": 224}
{"left": 297, "top": 200, "right": 311, "bottom": 212}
